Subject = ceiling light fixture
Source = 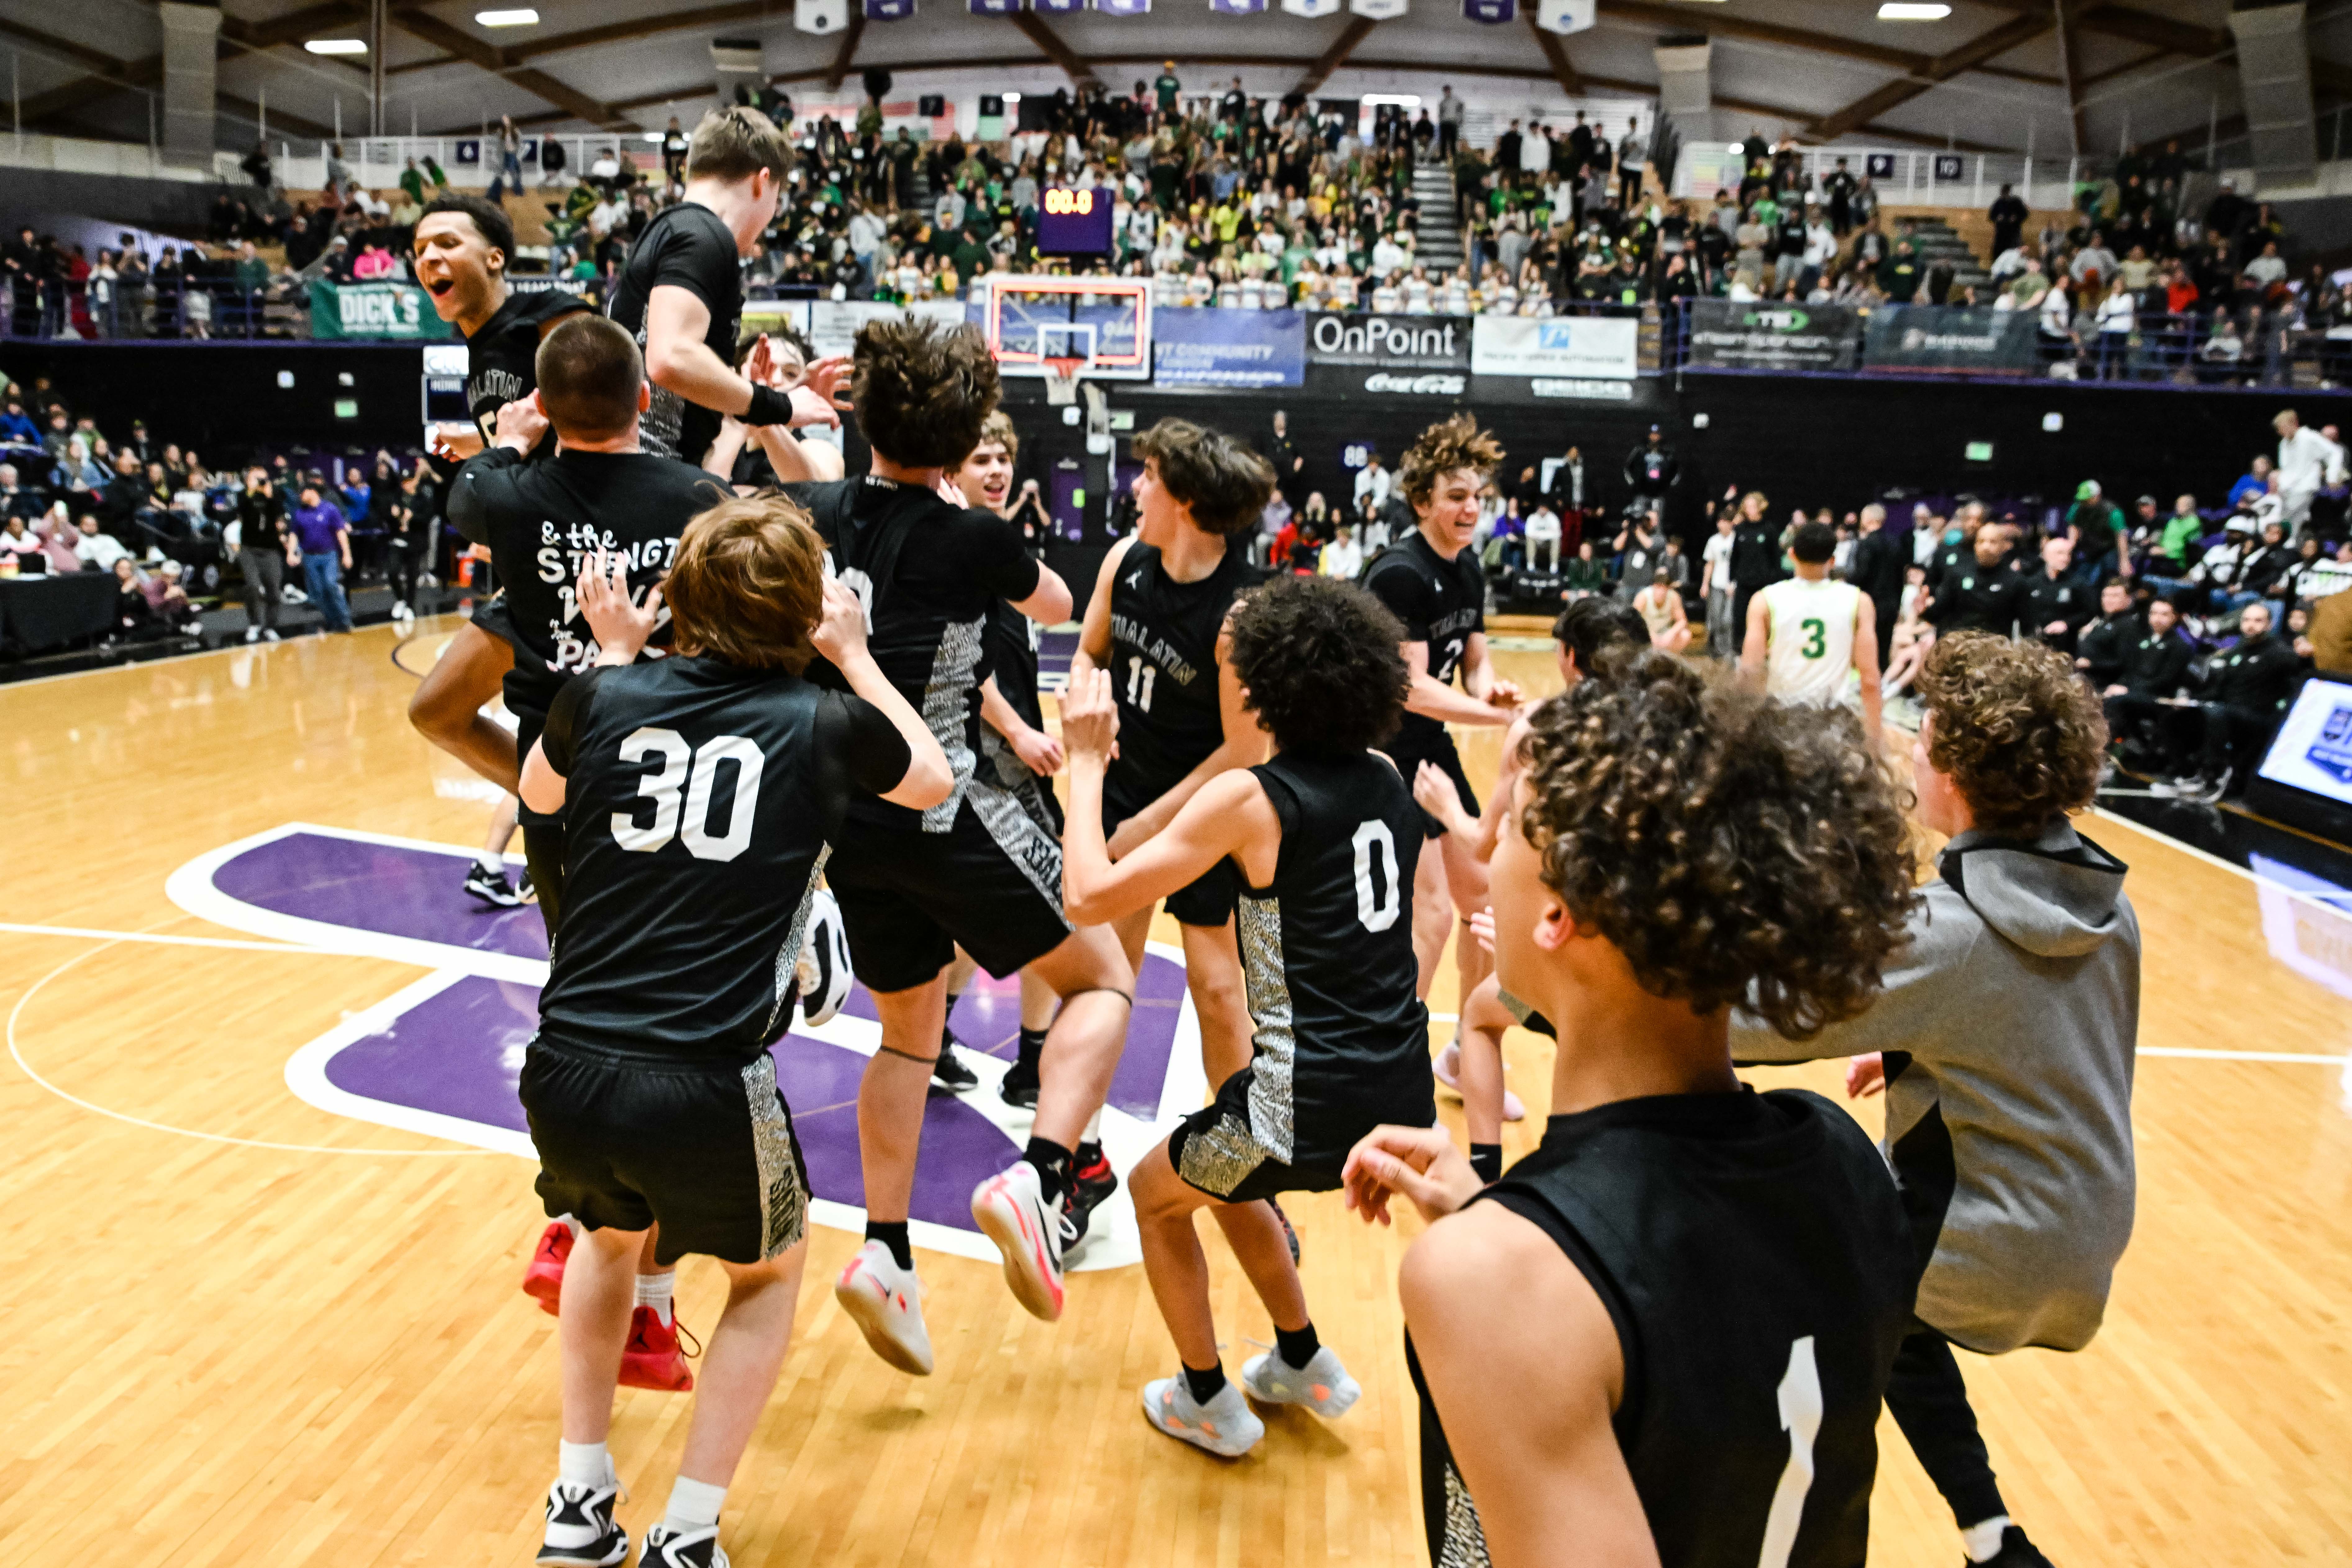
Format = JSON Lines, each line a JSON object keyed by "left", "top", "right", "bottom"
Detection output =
{"left": 1877, "top": 2, "right": 1951, "bottom": 17}
{"left": 304, "top": 37, "right": 367, "bottom": 53}
{"left": 475, "top": 8, "right": 540, "bottom": 24}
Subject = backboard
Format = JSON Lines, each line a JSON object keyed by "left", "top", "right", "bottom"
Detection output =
{"left": 977, "top": 275, "right": 1153, "bottom": 380}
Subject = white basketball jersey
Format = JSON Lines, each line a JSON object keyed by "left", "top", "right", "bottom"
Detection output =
{"left": 1760, "top": 576, "right": 1860, "bottom": 708}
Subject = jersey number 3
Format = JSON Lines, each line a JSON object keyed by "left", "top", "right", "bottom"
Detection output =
{"left": 612, "top": 727, "right": 764, "bottom": 863}
{"left": 1351, "top": 820, "right": 1402, "bottom": 933}
{"left": 1799, "top": 617, "right": 1827, "bottom": 659}
{"left": 1756, "top": 1336, "right": 1823, "bottom": 1568}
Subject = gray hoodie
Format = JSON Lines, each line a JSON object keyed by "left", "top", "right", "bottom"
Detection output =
{"left": 1731, "top": 818, "right": 2138, "bottom": 1355}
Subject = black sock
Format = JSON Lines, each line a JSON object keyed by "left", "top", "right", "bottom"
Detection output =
{"left": 1015, "top": 1026, "right": 1046, "bottom": 1073}
{"left": 1184, "top": 1361, "right": 1228, "bottom": 1404}
{"left": 1469, "top": 1143, "right": 1504, "bottom": 1185}
{"left": 1075, "top": 1139, "right": 1104, "bottom": 1170}
{"left": 865, "top": 1219, "right": 912, "bottom": 1271}
{"left": 1276, "top": 1321, "right": 1322, "bottom": 1371}
{"left": 1022, "top": 1136, "right": 1073, "bottom": 1206}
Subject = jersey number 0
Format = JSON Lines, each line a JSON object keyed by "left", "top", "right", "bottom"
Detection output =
{"left": 1351, "top": 820, "right": 1402, "bottom": 932}
{"left": 612, "top": 727, "right": 764, "bottom": 863}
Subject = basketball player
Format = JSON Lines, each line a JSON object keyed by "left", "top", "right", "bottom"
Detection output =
{"left": 1732, "top": 633, "right": 2137, "bottom": 1568}
{"left": 1361, "top": 416, "right": 1521, "bottom": 1007}
{"left": 1414, "top": 597, "right": 1648, "bottom": 1182}
{"left": 605, "top": 107, "right": 808, "bottom": 470}
{"left": 446, "top": 315, "right": 728, "bottom": 1378}
{"left": 517, "top": 501, "right": 950, "bottom": 1568}
{"left": 410, "top": 191, "right": 590, "bottom": 908}
{"left": 785, "top": 317, "right": 1135, "bottom": 1372}
{"left": 1067, "top": 417, "right": 1271, "bottom": 1175}
{"left": 1344, "top": 648, "right": 1920, "bottom": 1568}
{"left": 1061, "top": 574, "right": 1434, "bottom": 1457}
{"left": 1741, "top": 519, "right": 1883, "bottom": 748}
{"left": 937, "top": 413, "right": 1063, "bottom": 1109}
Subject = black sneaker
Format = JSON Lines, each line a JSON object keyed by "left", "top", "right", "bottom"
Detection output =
{"left": 642, "top": 1523, "right": 728, "bottom": 1567}
{"left": 930, "top": 1042, "right": 980, "bottom": 1093}
{"left": 463, "top": 861, "right": 522, "bottom": 909}
{"left": 998, "top": 1053, "right": 1040, "bottom": 1111}
{"left": 536, "top": 1478, "right": 629, "bottom": 1566}
{"left": 1979, "top": 1526, "right": 2054, "bottom": 1567}
{"left": 1066, "top": 1143, "right": 1118, "bottom": 1244}
{"left": 1267, "top": 1196, "right": 1300, "bottom": 1264}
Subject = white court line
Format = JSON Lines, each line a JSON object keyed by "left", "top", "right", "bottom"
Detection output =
{"left": 7, "top": 935, "right": 493, "bottom": 1156}
{"left": 0, "top": 922, "right": 336, "bottom": 955}
{"left": 2089, "top": 806, "right": 2352, "bottom": 921}
{"left": 2140, "top": 1047, "right": 2350, "bottom": 1066}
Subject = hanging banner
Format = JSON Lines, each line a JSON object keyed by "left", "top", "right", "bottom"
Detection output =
{"left": 1686, "top": 300, "right": 1861, "bottom": 371}
{"left": 863, "top": 0, "right": 915, "bottom": 17}
{"left": 307, "top": 280, "right": 453, "bottom": 341}
{"left": 1535, "top": 0, "right": 1592, "bottom": 30}
{"left": 1210, "top": 0, "right": 1267, "bottom": 11}
{"left": 1033, "top": 0, "right": 1083, "bottom": 13}
{"left": 966, "top": 0, "right": 1018, "bottom": 13}
{"left": 1862, "top": 304, "right": 2038, "bottom": 375}
{"left": 798, "top": 0, "right": 849, "bottom": 28}
{"left": 1305, "top": 312, "right": 1469, "bottom": 370}
{"left": 1282, "top": 0, "right": 1342, "bottom": 12}
{"left": 1463, "top": 0, "right": 1514, "bottom": 20}
{"left": 1469, "top": 314, "right": 1637, "bottom": 379}
{"left": 1348, "top": 0, "right": 1407, "bottom": 16}
{"left": 1098, "top": 0, "right": 1151, "bottom": 13}
{"left": 1152, "top": 307, "right": 1306, "bottom": 387}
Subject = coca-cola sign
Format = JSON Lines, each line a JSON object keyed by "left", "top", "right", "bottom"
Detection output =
{"left": 1363, "top": 371, "right": 1468, "bottom": 395}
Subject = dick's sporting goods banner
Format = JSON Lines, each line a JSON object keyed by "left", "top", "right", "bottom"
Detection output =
{"left": 1469, "top": 314, "right": 1637, "bottom": 379}
{"left": 308, "top": 280, "right": 453, "bottom": 340}
{"left": 1862, "top": 304, "right": 2037, "bottom": 375}
{"left": 1686, "top": 300, "right": 1860, "bottom": 372}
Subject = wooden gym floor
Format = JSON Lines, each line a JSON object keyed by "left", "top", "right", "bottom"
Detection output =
{"left": 2, "top": 618, "right": 2349, "bottom": 1567}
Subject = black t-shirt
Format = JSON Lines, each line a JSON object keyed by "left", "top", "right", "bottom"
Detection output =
{"left": 985, "top": 599, "right": 1045, "bottom": 734}
{"left": 1363, "top": 529, "right": 1484, "bottom": 758}
{"left": 445, "top": 446, "right": 726, "bottom": 752}
{"left": 536, "top": 658, "right": 908, "bottom": 1061}
{"left": 1105, "top": 539, "right": 1255, "bottom": 817}
{"left": 1727, "top": 520, "right": 1786, "bottom": 589}
{"left": 605, "top": 202, "right": 743, "bottom": 466}
{"left": 2204, "top": 632, "right": 2303, "bottom": 712}
{"left": 789, "top": 475, "right": 1042, "bottom": 832}
{"left": 1418, "top": 1088, "right": 1913, "bottom": 1568}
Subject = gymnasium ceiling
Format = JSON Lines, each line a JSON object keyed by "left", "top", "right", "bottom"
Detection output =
{"left": 0, "top": 0, "right": 2342, "bottom": 159}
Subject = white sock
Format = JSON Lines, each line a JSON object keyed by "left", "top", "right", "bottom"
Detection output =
{"left": 1960, "top": 1516, "right": 2013, "bottom": 1562}
{"left": 662, "top": 1475, "right": 726, "bottom": 1535}
{"left": 558, "top": 1214, "right": 584, "bottom": 1239}
{"left": 475, "top": 849, "right": 505, "bottom": 872}
{"left": 1081, "top": 1107, "right": 1104, "bottom": 1144}
{"left": 635, "top": 1270, "right": 676, "bottom": 1327}
{"left": 558, "top": 1439, "right": 615, "bottom": 1489}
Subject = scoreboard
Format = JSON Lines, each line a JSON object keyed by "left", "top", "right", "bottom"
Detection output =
{"left": 1037, "top": 186, "right": 1114, "bottom": 257}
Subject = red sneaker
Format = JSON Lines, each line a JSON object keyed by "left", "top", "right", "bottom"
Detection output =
{"left": 523, "top": 1222, "right": 571, "bottom": 1316}
{"left": 619, "top": 1306, "right": 697, "bottom": 1392}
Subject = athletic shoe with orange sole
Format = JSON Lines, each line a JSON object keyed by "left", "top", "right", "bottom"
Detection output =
{"left": 833, "top": 1240, "right": 935, "bottom": 1375}
{"left": 620, "top": 1305, "right": 697, "bottom": 1391}
{"left": 970, "top": 1161, "right": 1069, "bottom": 1322}
{"left": 524, "top": 1221, "right": 572, "bottom": 1315}
{"left": 1141, "top": 1373, "right": 1263, "bottom": 1457}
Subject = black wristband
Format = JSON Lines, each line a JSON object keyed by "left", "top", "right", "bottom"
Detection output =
{"left": 744, "top": 384, "right": 794, "bottom": 426}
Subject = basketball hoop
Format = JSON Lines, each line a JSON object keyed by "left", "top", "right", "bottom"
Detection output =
{"left": 1043, "top": 357, "right": 1085, "bottom": 406}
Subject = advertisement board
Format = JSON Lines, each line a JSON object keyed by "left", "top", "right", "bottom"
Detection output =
{"left": 1305, "top": 312, "right": 1469, "bottom": 369}
{"left": 1862, "top": 305, "right": 2038, "bottom": 374}
{"left": 1469, "top": 314, "right": 1639, "bottom": 379}
{"left": 1686, "top": 300, "right": 1860, "bottom": 371}
{"left": 308, "top": 281, "right": 453, "bottom": 341}
{"left": 1152, "top": 307, "right": 1305, "bottom": 387}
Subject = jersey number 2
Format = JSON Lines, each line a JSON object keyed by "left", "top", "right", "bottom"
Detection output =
{"left": 612, "top": 727, "right": 764, "bottom": 863}
{"left": 1756, "top": 1336, "right": 1823, "bottom": 1568}
{"left": 1351, "top": 820, "right": 1402, "bottom": 932}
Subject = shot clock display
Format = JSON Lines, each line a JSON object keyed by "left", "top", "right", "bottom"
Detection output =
{"left": 1037, "top": 185, "right": 1115, "bottom": 256}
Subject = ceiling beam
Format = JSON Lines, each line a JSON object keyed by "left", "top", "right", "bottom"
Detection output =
{"left": 1294, "top": 16, "right": 1376, "bottom": 97}
{"left": 1, "top": 14, "right": 333, "bottom": 140}
{"left": 386, "top": 9, "right": 636, "bottom": 128}
{"left": 393, "top": 1, "right": 773, "bottom": 76}
{"left": 824, "top": 13, "right": 866, "bottom": 92}
{"left": 1596, "top": 0, "right": 1927, "bottom": 74}
{"left": 1804, "top": 12, "right": 2053, "bottom": 143}
{"left": 1010, "top": 11, "right": 1093, "bottom": 87}
{"left": 2052, "top": 0, "right": 2086, "bottom": 154}
{"left": 1526, "top": 13, "right": 1584, "bottom": 96}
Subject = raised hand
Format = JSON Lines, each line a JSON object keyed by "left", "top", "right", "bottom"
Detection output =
{"left": 576, "top": 548, "right": 661, "bottom": 663}
{"left": 1341, "top": 1123, "right": 1483, "bottom": 1227}
{"left": 1060, "top": 665, "right": 1120, "bottom": 763}
{"left": 809, "top": 577, "right": 869, "bottom": 666}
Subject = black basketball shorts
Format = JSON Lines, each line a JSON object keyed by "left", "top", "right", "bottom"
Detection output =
{"left": 826, "top": 777, "right": 1074, "bottom": 994}
{"left": 1167, "top": 1064, "right": 1347, "bottom": 1204}
{"left": 467, "top": 592, "right": 516, "bottom": 647}
{"left": 521, "top": 1035, "right": 809, "bottom": 1267}
{"left": 1103, "top": 775, "right": 1236, "bottom": 929}
{"left": 1388, "top": 729, "right": 1480, "bottom": 843}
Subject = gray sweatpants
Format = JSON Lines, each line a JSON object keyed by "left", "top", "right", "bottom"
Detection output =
{"left": 240, "top": 548, "right": 284, "bottom": 631}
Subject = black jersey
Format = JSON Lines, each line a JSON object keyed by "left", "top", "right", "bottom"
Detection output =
{"left": 605, "top": 201, "right": 743, "bottom": 466}
{"left": 1362, "top": 529, "right": 1484, "bottom": 758}
{"left": 1420, "top": 1089, "right": 1914, "bottom": 1568}
{"left": 535, "top": 659, "right": 910, "bottom": 1062}
{"left": 465, "top": 287, "right": 590, "bottom": 444}
{"left": 445, "top": 446, "right": 725, "bottom": 754}
{"left": 985, "top": 599, "right": 1045, "bottom": 733}
{"left": 1105, "top": 540, "right": 1255, "bottom": 813}
{"left": 1235, "top": 750, "right": 1434, "bottom": 1167}
{"left": 789, "top": 476, "right": 1043, "bottom": 833}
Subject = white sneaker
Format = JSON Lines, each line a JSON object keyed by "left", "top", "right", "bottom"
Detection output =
{"left": 971, "top": 1160, "right": 1068, "bottom": 1321}
{"left": 1141, "top": 1372, "right": 1264, "bottom": 1457}
{"left": 833, "top": 1240, "right": 933, "bottom": 1375}
{"left": 244, "top": 625, "right": 261, "bottom": 643}
{"left": 641, "top": 1522, "right": 728, "bottom": 1567}
{"left": 1241, "top": 1344, "right": 1362, "bottom": 1419}
{"left": 535, "top": 1477, "right": 629, "bottom": 1566}
{"left": 1433, "top": 1039, "right": 1526, "bottom": 1121}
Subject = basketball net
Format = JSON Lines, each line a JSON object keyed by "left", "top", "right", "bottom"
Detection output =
{"left": 1044, "top": 357, "right": 1084, "bottom": 407}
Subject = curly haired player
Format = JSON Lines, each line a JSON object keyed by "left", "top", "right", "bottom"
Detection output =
{"left": 1732, "top": 632, "right": 2138, "bottom": 1568}
{"left": 1062, "top": 574, "right": 1434, "bottom": 1458}
{"left": 1346, "top": 649, "right": 1921, "bottom": 1568}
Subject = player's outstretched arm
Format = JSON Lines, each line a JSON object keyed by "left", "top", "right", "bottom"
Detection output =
{"left": 1010, "top": 560, "right": 1075, "bottom": 628}
{"left": 810, "top": 579, "right": 952, "bottom": 810}
{"left": 1061, "top": 666, "right": 1268, "bottom": 924}
{"left": 1106, "top": 620, "right": 1268, "bottom": 857}
{"left": 644, "top": 286, "right": 760, "bottom": 421}
{"left": 1402, "top": 638, "right": 1515, "bottom": 727}
{"left": 1068, "top": 537, "right": 1134, "bottom": 687}
{"left": 1403, "top": 1207, "right": 1653, "bottom": 1568}
{"left": 1461, "top": 631, "right": 1523, "bottom": 709}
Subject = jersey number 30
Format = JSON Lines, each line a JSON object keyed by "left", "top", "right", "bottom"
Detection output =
{"left": 1351, "top": 820, "right": 1402, "bottom": 933}
{"left": 612, "top": 727, "right": 764, "bottom": 863}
